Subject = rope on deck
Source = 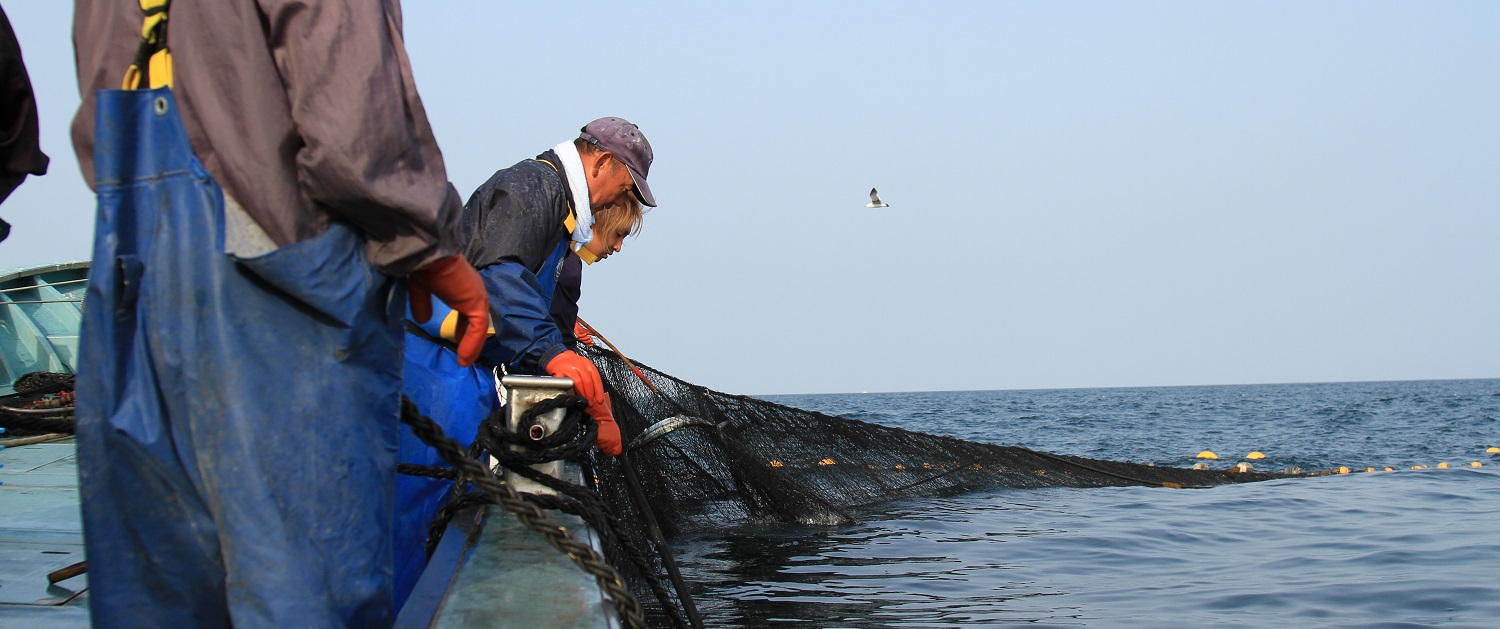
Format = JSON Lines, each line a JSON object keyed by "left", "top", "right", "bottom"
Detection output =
{"left": 399, "top": 397, "right": 651, "bottom": 629}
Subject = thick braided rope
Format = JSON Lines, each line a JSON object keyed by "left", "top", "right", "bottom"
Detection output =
{"left": 418, "top": 397, "right": 596, "bottom": 554}
{"left": 524, "top": 486, "right": 693, "bottom": 629}
{"left": 399, "top": 397, "right": 646, "bottom": 629}
{"left": 408, "top": 401, "right": 691, "bottom": 628}
{"left": 449, "top": 396, "right": 691, "bottom": 628}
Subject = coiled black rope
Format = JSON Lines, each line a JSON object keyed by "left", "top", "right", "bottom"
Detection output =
{"left": 411, "top": 394, "right": 597, "bottom": 554}
{"left": 400, "top": 324, "right": 696, "bottom": 627}
{"left": 480, "top": 411, "right": 694, "bottom": 629}
{"left": 403, "top": 394, "right": 694, "bottom": 629}
{"left": 398, "top": 396, "right": 648, "bottom": 629}
{"left": 0, "top": 372, "right": 78, "bottom": 435}
{"left": 395, "top": 462, "right": 459, "bottom": 480}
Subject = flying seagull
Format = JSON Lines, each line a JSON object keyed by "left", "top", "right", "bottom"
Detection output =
{"left": 865, "top": 188, "right": 889, "bottom": 208}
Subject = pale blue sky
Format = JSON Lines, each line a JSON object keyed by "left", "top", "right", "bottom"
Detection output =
{"left": 3, "top": 2, "right": 1496, "bottom": 394}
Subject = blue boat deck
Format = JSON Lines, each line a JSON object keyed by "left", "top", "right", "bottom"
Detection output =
{"left": 0, "top": 436, "right": 89, "bottom": 627}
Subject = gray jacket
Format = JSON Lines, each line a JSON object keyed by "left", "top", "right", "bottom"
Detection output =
{"left": 71, "top": 0, "right": 461, "bottom": 275}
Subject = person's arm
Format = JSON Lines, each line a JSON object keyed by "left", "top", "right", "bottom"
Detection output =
{"left": 260, "top": 0, "right": 461, "bottom": 274}
{"left": 476, "top": 262, "right": 569, "bottom": 371}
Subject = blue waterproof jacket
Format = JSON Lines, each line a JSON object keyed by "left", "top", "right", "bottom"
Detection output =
{"left": 461, "top": 150, "right": 577, "bottom": 372}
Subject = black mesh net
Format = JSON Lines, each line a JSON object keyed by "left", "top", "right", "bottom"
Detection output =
{"left": 577, "top": 345, "right": 1289, "bottom": 626}
{"left": 0, "top": 372, "right": 77, "bottom": 439}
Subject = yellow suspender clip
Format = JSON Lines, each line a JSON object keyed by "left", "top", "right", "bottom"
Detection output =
{"left": 122, "top": 0, "right": 173, "bottom": 90}
{"left": 438, "top": 310, "right": 496, "bottom": 342}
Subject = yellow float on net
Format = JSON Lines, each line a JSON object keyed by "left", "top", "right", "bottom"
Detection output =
{"left": 1246, "top": 451, "right": 1266, "bottom": 460}
{"left": 1437, "top": 462, "right": 1449, "bottom": 469}
{"left": 1337, "top": 466, "right": 1350, "bottom": 474}
{"left": 1197, "top": 451, "right": 1219, "bottom": 460}
{"left": 1470, "top": 462, "right": 1484, "bottom": 468}
{"left": 1487, "top": 447, "right": 1500, "bottom": 454}
{"left": 1383, "top": 467, "right": 1394, "bottom": 471}
{"left": 1411, "top": 465, "right": 1426, "bottom": 470}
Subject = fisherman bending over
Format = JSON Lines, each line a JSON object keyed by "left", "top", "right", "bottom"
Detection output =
{"left": 395, "top": 117, "right": 657, "bottom": 607}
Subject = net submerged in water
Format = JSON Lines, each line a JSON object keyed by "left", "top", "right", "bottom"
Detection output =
{"left": 582, "top": 345, "right": 1290, "bottom": 536}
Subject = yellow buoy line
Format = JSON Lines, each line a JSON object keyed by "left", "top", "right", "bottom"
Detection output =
{"left": 1193, "top": 448, "right": 1500, "bottom": 476}
{"left": 758, "top": 447, "right": 1500, "bottom": 477}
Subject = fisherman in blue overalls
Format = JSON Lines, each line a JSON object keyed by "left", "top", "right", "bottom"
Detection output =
{"left": 395, "top": 117, "right": 657, "bottom": 607}
{"left": 69, "top": 2, "right": 490, "bottom": 626}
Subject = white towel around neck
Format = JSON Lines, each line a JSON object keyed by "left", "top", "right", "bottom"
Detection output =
{"left": 552, "top": 141, "right": 593, "bottom": 246}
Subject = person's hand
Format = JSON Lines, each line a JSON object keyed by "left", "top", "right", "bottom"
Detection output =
{"left": 573, "top": 321, "right": 595, "bottom": 347}
{"left": 409, "top": 254, "right": 489, "bottom": 367}
{"left": 545, "top": 350, "right": 621, "bottom": 455}
{"left": 590, "top": 394, "right": 622, "bottom": 456}
{"left": 544, "top": 350, "right": 604, "bottom": 402}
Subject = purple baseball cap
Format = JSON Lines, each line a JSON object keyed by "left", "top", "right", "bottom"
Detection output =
{"left": 580, "top": 117, "right": 657, "bottom": 207}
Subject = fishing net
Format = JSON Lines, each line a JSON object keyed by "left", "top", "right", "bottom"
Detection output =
{"left": 582, "top": 344, "right": 1289, "bottom": 533}
{"left": 577, "top": 344, "right": 1291, "bottom": 626}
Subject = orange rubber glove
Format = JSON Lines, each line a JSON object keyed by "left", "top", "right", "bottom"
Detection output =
{"left": 590, "top": 393, "right": 622, "bottom": 456}
{"left": 573, "top": 321, "right": 595, "bottom": 347}
{"left": 409, "top": 254, "right": 489, "bottom": 367}
{"left": 545, "top": 350, "right": 621, "bottom": 455}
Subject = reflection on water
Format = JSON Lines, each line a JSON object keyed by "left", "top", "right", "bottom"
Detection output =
{"left": 679, "top": 473, "right": 1500, "bottom": 628}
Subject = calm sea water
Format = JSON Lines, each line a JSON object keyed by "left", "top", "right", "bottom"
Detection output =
{"left": 671, "top": 379, "right": 1500, "bottom": 628}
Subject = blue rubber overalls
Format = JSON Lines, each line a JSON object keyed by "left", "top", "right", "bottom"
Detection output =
{"left": 73, "top": 5, "right": 406, "bottom": 627}
{"left": 392, "top": 235, "right": 571, "bottom": 610}
{"left": 392, "top": 297, "right": 497, "bottom": 609}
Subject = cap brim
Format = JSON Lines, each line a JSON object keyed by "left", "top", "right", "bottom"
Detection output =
{"left": 627, "top": 166, "right": 657, "bottom": 207}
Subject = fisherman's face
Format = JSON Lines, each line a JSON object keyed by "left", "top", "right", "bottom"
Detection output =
{"left": 585, "top": 225, "right": 631, "bottom": 262}
{"left": 589, "top": 155, "right": 637, "bottom": 209}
